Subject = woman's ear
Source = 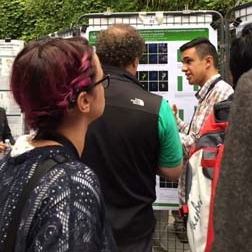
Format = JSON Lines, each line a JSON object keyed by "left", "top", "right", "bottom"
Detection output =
{"left": 76, "top": 91, "right": 91, "bottom": 113}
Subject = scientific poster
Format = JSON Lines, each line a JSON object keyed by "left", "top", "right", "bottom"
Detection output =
{"left": 86, "top": 23, "right": 218, "bottom": 210}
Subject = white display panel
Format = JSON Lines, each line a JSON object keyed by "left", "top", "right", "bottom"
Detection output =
{"left": 86, "top": 22, "right": 218, "bottom": 210}
{"left": 0, "top": 40, "right": 24, "bottom": 140}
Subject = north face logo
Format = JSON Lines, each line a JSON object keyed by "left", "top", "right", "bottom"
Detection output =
{"left": 130, "top": 98, "right": 144, "bottom": 106}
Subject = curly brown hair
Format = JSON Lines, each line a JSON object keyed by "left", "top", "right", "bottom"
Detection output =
{"left": 95, "top": 24, "right": 145, "bottom": 68}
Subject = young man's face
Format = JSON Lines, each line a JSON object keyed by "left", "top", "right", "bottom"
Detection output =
{"left": 181, "top": 47, "right": 209, "bottom": 87}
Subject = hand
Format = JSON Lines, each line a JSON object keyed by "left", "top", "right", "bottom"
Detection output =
{"left": 0, "top": 142, "right": 12, "bottom": 156}
{"left": 171, "top": 104, "right": 177, "bottom": 117}
{"left": 0, "top": 142, "right": 6, "bottom": 154}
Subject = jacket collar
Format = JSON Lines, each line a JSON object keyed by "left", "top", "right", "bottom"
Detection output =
{"left": 102, "top": 65, "right": 142, "bottom": 87}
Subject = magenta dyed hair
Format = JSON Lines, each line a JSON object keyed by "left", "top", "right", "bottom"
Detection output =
{"left": 10, "top": 37, "right": 95, "bottom": 132}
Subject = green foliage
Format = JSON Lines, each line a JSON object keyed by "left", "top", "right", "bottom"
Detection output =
{"left": 0, "top": 0, "right": 25, "bottom": 39}
{"left": 0, "top": 0, "right": 250, "bottom": 41}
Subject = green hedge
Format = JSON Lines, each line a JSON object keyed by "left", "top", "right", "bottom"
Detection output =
{"left": 0, "top": 0, "right": 246, "bottom": 41}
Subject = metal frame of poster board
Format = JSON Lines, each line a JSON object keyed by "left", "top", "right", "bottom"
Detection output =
{"left": 77, "top": 11, "right": 222, "bottom": 128}
{"left": 37, "top": 27, "right": 80, "bottom": 40}
{"left": 224, "top": 1, "right": 252, "bottom": 82}
{"left": 75, "top": 10, "right": 223, "bottom": 211}
{"left": 76, "top": 10, "right": 225, "bottom": 77}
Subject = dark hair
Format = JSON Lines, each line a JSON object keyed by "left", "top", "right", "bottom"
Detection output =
{"left": 66, "top": 36, "right": 89, "bottom": 46}
{"left": 180, "top": 37, "right": 218, "bottom": 69}
{"left": 241, "top": 23, "right": 252, "bottom": 37}
{"left": 230, "top": 33, "right": 252, "bottom": 88}
{"left": 95, "top": 24, "right": 145, "bottom": 68}
{"left": 11, "top": 37, "right": 95, "bottom": 135}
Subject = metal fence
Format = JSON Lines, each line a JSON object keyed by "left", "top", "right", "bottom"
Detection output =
{"left": 75, "top": 9, "right": 225, "bottom": 78}
{"left": 223, "top": 1, "right": 252, "bottom": 81}
{"left": 152, "top": 211, "right": 191, "bottom": 252}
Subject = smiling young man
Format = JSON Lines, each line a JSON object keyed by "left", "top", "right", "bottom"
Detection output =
{"left": 175, "top": 37, "right": 233, "bottom": 156}
{"left": 172, "top": 37, "right": 233, "bottom": 242}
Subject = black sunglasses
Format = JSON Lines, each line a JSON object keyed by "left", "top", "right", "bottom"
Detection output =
{"left": 68, "top": 74, "right": 110, "bottom": 108}
{"left": 83, "top": 74, "right": 110, "bottom": 92}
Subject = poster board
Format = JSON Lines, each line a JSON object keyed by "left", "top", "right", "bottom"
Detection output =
{"left": 85, "top": 15, "right": 218, "bottom": 210}
{"left": 0, "top": 40, "right": 24, "bottom": 140}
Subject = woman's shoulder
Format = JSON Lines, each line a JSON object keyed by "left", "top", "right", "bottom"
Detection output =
{"left": 10, "top": 144, "right": 99, "bottom": 189}
{"left": 55, "top": 158, "right": 100, "bottom": 188}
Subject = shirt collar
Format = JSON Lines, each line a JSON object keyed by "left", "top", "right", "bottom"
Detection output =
{"left": 195, "top": 73, "right": 221, "bottom": 101}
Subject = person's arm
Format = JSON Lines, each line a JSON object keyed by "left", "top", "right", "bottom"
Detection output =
{"left": 172, "top": 103, "right": 190, "bottom": 134}
{"left": 157, "top": 164, "right": 183, "bottom": 181}
{"left": 171, "top": 104, "right": 196, "bottom": 157}
{"left": 1, "top": 108, "right": 15, "bottom": 144}
{"left": 178, "top": 131, "right": 198, "bottom": 158}
{"left": 172, "top": 81, "right": 234, "bottom": 157}
{"left": 157, "top": 99, "right": 183, "bottom": 181}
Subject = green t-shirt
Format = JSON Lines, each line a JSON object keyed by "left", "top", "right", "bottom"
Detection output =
{"left": 158, "top": 98, "right": 182, "bottom": 167}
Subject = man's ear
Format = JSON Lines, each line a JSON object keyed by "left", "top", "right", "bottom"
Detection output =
{"left": 132, "top": 57, "right": 139, "bottom": 69}
{"left": 205, "top": 55, "right": 213, "bottom": 68}
{"left": 125, "top": 57, "right": 139, "bottom": 76}
{"left": 76, "top": 91, "right": 90, "bottom": 113}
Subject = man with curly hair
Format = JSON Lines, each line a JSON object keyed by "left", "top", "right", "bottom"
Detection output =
{"left": 82, "top": 24, "right": 183, "bottom": 252}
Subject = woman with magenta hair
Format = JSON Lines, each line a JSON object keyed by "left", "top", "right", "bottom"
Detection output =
{"left": 0, "top": 37, "right": 117, "bottom": 252}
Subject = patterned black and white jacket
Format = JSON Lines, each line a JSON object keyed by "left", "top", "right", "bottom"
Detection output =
{"left": 0, "top": 134, "right": 117, "bottom": 252}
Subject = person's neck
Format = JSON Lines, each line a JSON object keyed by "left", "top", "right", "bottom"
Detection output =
{"left": 124, "top": 65, "right": 136, "bottom": 76}
{"left": 207, "top": 69, "right": 219, "bottom": 81}
{"left": 124, "top": 58, "right": 138, "bottom": 76}
{"left": 200, "top": 70, "right": 219, "bottom": 87}
{"left": 57, "top": 125, "right": 87, "bottom": 158}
